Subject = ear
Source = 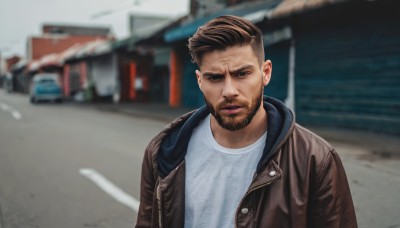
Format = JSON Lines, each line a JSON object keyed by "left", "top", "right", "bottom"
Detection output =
{"left": 262, "top": 60, "right": 272, "bottom": 86}
{"left": 195, "top": 70, "right": 202, "bottom": 91}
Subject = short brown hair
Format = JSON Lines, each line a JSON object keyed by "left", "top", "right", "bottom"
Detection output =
{"left": 188, "top": 15, "right": 264, "bottom": 66}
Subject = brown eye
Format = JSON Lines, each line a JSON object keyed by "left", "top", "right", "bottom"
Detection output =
{"left": 238, "top": 71, "right": 250, "bottom": 77}
{"left": 207, "top": 75, "right": 223, "bottom": 82}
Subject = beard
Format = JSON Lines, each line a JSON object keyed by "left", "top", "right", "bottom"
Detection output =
{"left": 204, "top": 85, "right": 264, "bottom": 131}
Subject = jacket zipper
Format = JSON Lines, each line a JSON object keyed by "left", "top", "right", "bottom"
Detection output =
{"left": 156, "top": 183, "right": 163, "bottom": 228}
{"left": 234, "top": 175, "right": 279, "bottom": 228}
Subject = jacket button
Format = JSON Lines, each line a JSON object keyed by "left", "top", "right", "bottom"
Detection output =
{"left": 241, "top": 208, "right": 249, "bottom": 214}
{"left": 269, "top": 171, "right": 276, "bottom": 177}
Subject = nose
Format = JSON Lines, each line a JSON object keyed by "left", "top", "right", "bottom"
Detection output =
{"left": 221, "top": 76, "right": 239, "bottom": 99}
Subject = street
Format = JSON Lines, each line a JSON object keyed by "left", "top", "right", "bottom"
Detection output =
{"left": 1, "top": 89, "right": 400, "bottom": 228}
{"left": 0, "top": 90, "right": 166, "bottom": 227}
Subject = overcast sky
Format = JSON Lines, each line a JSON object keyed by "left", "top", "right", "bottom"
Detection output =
{"left": 0, "top": 0, "right": 189, "bottom": 59}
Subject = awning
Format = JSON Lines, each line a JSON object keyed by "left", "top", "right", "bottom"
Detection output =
{"left": 112, "top": 36, "right": 138, "bottom": 51}
{"left": 263, "top": 26, "right": 292, "bottom": 47}
{"left": 62, "top": 39, "right": 112, "bottom": 63}
{"left": 39, "top": 53, "right": 62, "bottom": 67}
{"left": 59, "top": 44, "right": 83, "bottom": 64}
{"left": 270, "top": 0, "right": 351, "bottom": 19}
{"left": 164, "top": 0, "right": 281, "bottom": 43}
{"left": 11, "top": 59, "right": 28, "bottom": 71}
{"left": 26, "top": 53, "right": 62, "bottom": 72}
{"left": 27, "top": 60, "right": 41, "bottom": 72}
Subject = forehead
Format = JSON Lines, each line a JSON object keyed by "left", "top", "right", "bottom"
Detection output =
{"left": 199, "top": 45, "right": 259, "bottom": 72}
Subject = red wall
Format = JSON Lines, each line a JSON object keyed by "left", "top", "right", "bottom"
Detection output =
{"left": 29, "top": 35, "right": 108, "bottom": 60}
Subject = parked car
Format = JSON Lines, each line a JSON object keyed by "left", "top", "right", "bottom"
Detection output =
{"left": 30, "top": 73, "right": 63, "bottom": 103}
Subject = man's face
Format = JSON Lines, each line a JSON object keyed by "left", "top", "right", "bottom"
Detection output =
{"left": 196, "top": 45, "right": 272, "bottom": 131}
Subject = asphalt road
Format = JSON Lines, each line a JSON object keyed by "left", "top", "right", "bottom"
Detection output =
{"left": 0, "top": 90, "right": 166, "bottom": 228}
{"left": 0, "top": 89, "right": 399, "bottom": 228}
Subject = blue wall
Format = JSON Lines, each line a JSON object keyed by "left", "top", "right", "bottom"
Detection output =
{"left": 264, "top": 40, "right": 290, "bottom": 102}
{"left": 294, "top": 2, "right": 400, "bottom": 134}
{"left": 182, "top": 56, "right": 204, "bottom": 108}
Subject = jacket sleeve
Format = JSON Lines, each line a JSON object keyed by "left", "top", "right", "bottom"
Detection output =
{"left": 310, "top": 149, "right": 358, "bottom": 228}
{"left": 135, "top": 141, "right": 157, "bottom": 228}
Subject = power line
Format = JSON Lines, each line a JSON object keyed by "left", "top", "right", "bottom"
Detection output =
{"left": 90, "top": 0, "right": 143, "bottom": 19}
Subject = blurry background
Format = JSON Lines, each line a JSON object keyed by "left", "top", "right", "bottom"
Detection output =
{"left": 0, "top": 0, "right": 399, "bottom": 227}
{"left": 0, "top": 0, "right": 189, "bottom": 55}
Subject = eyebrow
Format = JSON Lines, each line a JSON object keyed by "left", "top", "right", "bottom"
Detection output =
{"left": 202, "top": 64, "right": 254, "bottom": 77}
{"left": 202, "top": 72, "right": 224, "bottom": 78}
{"left": 229, "top": 65, "right": 254, "bottom": 75}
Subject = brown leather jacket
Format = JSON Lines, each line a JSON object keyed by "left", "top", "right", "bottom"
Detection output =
{"left": 136, "top": 97, "right": 357, "bottom": 228}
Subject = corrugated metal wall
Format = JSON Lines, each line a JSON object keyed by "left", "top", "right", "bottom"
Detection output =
{"left": 264, "top": 40, "right": 290, "bottom": 102}
{"left": 294, "top": 2, "right": 400, "bottom": 134}
{"left": 182, "top": 55, "right": 204, "bottom": 108}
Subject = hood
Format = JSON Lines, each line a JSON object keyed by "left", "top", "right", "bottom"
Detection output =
{"left": 157, "top": 96, "right": 295, "bottom": 178}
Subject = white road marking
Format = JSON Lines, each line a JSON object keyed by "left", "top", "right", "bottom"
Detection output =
{"left": 11, "top": 110, "right": 22, "bottom": 120}
{"left": 79, "top": 168, "right": 140, "bottom": 212}
{"left": 0, "top": 102, "right": 22, "bottom": 120}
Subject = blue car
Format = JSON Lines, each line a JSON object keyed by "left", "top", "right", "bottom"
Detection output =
{"left": 30, "top": 73, "right": 63, "bottom": 103}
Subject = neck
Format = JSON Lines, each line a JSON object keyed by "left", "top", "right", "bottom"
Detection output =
{"left": 210, "top": 104, "right": 268, "bottom": 149}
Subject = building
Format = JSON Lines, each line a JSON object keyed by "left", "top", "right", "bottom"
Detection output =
{"left": 62, "top": 39, "right": 118, "bottom": 102}
{"left": 264, "top": 0, "right": 400, "bottom": 134}
{"left": 26, "top": 24, "right": 112, "bottom": 61}
{"left": 10, "top": 24, "right": 114, "bottom": 96}
{"left": 113, "top": 13, "right": 178, "bottom": 103}
{"left": 136, "top": 0, "right": 400, "bottom": 134}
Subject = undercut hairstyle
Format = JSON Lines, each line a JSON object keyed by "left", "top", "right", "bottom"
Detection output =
{"left": 188, "top": 15, "right": 264, "bottom": 66}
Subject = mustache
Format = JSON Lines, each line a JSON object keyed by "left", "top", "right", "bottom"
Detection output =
{"left": 217, "top": 99, "right": 246, "bottom": 110}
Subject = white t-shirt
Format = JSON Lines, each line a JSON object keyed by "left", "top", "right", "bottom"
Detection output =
{"left": 184, "top": 114, "right": 267, "bottom": 228}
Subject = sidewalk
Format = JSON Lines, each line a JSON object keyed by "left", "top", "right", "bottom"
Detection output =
{"left": 75, "top": 101, "right": 400, "bottom": 156}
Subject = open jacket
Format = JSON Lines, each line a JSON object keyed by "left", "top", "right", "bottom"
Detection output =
{"left": 136, "top": 97, "right": 357, "bottom": 228}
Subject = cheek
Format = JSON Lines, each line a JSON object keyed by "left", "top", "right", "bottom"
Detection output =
{"left": 243, "top": 80, "right": 262, "bottom": 95}
{"left": 202, "top": 85, "right": 220, "bottom": 97}
{"left": 204, "top": 93, "right": 218, "bottom": 105}
{"left": 203, "top": 87, "right": 222, "bottom": 105}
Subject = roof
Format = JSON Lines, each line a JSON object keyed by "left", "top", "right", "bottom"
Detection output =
{"left": 164, "top": 0, "right": 281, "bottom": 42}
{"left": 163, "top": 0, "right": 363, "bottom": 42}
{"left": 127, "top": 15, "right": 188, "bottom": 49}
{"left": 112, "top": 36, "right": 137, "bottom": 51}
{"left": 24, "top": 39, "right": 112, "bottom": 72}
{"left": 59, "top": 44, "right": 83, "bottom": 64}
{"left": 27, "top": 53, "right": 61, "bottom": 72}
{"left": 62, "top": 39, "right": 113, "bottom": 63}
{"left": 11, "top": 59, "right": 28, "bottom": 72}
{"left": 42, "top": 24, "right": 112, "bottom": 36}
{"left": 270, "top": 0, "right": 351, "bottom": 19}
{"left": 27, "top": 60, "right": 41, "bottom": 72}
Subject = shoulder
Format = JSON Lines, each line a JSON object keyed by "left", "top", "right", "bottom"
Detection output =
{"left": 146, "top": 111, "right": 195, "bottom": 152}
{"left": 143, "top": 111, "right": 196, "bottom": 165}
{"left": 286, "top": 124, "right": 339, "bottom": 175}
{"left": 292, "top": 123, "right": 333, "bottom": 152}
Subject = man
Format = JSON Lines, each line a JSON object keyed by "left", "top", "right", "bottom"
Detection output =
{"left": 136, "top": 15, "right": 357, "bottom": 228}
